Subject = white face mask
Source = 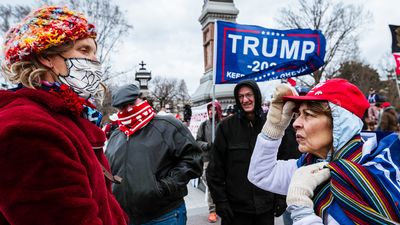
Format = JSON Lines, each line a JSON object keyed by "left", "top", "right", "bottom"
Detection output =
{"left": 58, "top": 57, "right": 103, "bottom": 99}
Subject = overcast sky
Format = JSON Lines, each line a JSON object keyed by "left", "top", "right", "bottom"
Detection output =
{"left": 2, "top": 0, "right": 400, "bottom": 96}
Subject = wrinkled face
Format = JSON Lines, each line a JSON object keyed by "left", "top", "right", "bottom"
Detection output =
{"left": 238, "top": 86, "right": 255, "bottom": 113}
{"left": 293, "top": 103, "right": 333, "bottom": 159}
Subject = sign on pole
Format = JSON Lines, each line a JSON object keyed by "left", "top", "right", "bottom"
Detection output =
{"left": 214, "top": 21, "right": 326, "bottom": 84}
{"left": 389, "top": 25, "right": 400, "bottom": 75}
{"left": 188, "top": 103, "right": 209, "bottom": 139}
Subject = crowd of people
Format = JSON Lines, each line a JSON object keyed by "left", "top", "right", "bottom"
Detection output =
{"left": 365, "top": 88, "right": 400, "bottom": 132}
{"left": 0, "top": 4, "right": 399, "bottom": 225}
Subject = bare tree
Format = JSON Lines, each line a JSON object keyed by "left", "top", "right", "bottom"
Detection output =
{"left": 377, "top": 53, "right": 400, "bottom": 106}
{"left": 0, "top": 4, "right": 31, "bottom": 87}
{"left": 98, "top": 83, "right": 119, "bottom": 125}
{"left": 336, "top": 60, "right": 382, "bottom": 94}
{"left": 149, "top": 76, "right": 178, "bottom": 110}
{"left": 377, "top": 52, "right": 397, "bottom": 80}
{"left": 176, "top": 79, "right": 191, "bottom": 104}
{"left": 276, "top": 0, "right": 372, "bottom": 84}
{"left": 0, "top": 4, "right": 30, "bottom": 34}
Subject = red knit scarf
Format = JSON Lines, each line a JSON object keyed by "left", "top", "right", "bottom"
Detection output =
{"left": 117, "top": 100, "right": 155, "bottom": 137}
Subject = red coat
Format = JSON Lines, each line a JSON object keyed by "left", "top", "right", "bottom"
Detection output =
{"left": 0, "top": 88, "right": 127, "bottom": 225}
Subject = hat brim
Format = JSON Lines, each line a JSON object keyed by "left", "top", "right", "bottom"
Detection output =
{"left": 112, "top": 97, "right": 138, "bottom": 108}
{"left": 283, "top": 95, "right": 328, "bottom": 102}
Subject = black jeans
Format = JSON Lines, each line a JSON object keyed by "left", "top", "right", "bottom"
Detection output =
{"left": 221, "top": 210, "right": 274, "bottom": 225}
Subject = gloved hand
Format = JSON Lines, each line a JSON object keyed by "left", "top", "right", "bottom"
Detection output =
{"left": 274, "top": 194, "right": 287, "bottom": 217}
{"left": 286, "top": 162, "right": 331, "bottom": 208}
{"left": 216, "top": 202, "right": 234, "bottom": 224}
{"left": 262, "top": 84, "right": 297, "bottom": 139}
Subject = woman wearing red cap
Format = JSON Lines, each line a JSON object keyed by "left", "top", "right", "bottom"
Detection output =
{"left": 0, "top": 5, "right": 127, "bottom": 225}
{"left": 248, "top": 79, "right": 400, "bottom": 224}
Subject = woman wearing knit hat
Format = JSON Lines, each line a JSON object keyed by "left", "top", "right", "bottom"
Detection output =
{"left": 0, "top": 5, "right": 127, "bottom": 225}
{"left": 248, "top": 78, "right": 400, "bottom": 225}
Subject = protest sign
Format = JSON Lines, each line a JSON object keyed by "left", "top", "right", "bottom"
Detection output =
{"left": 214, "top": 21, "right": 326, "bottom": 84}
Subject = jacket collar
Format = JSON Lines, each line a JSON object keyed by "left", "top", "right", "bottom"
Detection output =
{"left": 0, "top": 88, "right": 105, "bottom": 148}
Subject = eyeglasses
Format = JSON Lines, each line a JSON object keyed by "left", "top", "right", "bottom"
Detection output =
{"left": 238, "top": 93, "right": 254, "bottom": 100}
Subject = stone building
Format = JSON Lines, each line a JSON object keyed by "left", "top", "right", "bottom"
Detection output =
{"left": 191, "top": 0, "right": 239, "bottom": 108}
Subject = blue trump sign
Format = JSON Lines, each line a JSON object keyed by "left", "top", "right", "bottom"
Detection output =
{"left": 214, "top": 21, "right": 326, "bottom": 84}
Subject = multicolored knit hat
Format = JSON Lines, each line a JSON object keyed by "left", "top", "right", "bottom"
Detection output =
{"left": 3, "top": 5, "right": 96, "bottom": 67}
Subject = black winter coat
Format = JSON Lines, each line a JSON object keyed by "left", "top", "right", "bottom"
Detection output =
{"left": 207, "top": 80, "right": 275, "bottom": 214}
{"left": 207, "top": 113, "right": 275, "bottom": 214}
{"left": 105, "top": 115, "right": 203, "bottom": 224}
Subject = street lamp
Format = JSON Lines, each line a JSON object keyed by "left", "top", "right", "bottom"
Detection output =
{"left": 135, "top": 61, "right": 152, "bottom": 97}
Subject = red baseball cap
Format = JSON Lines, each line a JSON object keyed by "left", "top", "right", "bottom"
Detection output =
{"left": 381, "top": 102, "right": 391, "bottom": 108}
{"left": 283, "top": 79, "right": 369, "bottom": 119}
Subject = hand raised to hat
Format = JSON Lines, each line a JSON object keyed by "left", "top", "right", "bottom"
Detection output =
{"left": 262, "top": 84, "right": 297, "bottom": 139}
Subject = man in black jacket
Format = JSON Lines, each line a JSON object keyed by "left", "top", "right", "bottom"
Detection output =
{"left": 105, "top": 84, "right": 203, "bottom": 225}
{"left": 207, "top": 80, "right": 281, "bottom": 225}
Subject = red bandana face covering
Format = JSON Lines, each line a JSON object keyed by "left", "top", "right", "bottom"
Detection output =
{"left": 117, "top": 100, "right": 155, "bottom": 137}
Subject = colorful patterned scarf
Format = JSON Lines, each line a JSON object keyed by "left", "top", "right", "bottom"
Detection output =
{"left": 299, "top": 135, "right": 400, "bottom": 224}
{"left": 42, "top": 81, "right": 102, "bottom": 126}
{"left": 117, "top": 100, "right": 155, "bottom": 137}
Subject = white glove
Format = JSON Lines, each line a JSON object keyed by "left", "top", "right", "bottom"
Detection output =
{"left": 286, "top": 162, "right": 331, "bottom": 208}
{"left": 262, "top": 84, "right": 297, "bottom": 139}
